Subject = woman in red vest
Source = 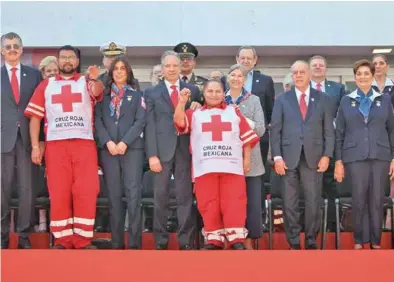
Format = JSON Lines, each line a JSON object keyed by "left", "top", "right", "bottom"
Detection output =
{"left": 174, "top": 79, "right": 259, "bottom": 250}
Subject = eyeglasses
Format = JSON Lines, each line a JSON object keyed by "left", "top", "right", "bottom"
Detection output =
{"left": 3, "top": 44, "right": 21, "bottom": 51}
{"left": 59, "top": 56, "right": 77, "bottom": 61}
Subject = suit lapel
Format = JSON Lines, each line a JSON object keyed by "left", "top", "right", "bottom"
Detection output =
{"left": 160, "top": 81, "right": 174, "bottom": 109}
{"left": 119, "top": 90, "right": 133, "bottom": 119}
{"left": 189, "top": 73, "right": 196, "bottom": 84}
{"left": 288, "top": 89, "right": 303, "bottom": 121}
{"left": 1, "top": 65, "right": 16, "bottom": 105}
{"left": 324, "top": 80, "right": 334, "bottom": 96}
{"left": 251, "top": 71, "right": 258, "bottom": 94}
{"left": 305, "top": 89, "right": 319, "bottom": 121}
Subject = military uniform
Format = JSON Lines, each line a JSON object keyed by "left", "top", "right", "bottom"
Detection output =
{"left": 173, "top": 42, "right": 207, "bottom": 104}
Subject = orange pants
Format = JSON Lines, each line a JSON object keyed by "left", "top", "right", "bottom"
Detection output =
{"left": 194, "top": 173, "right": 247, "bottom": 247}
{"left": 45, "top": 139, "right": 99, "bottom": 249}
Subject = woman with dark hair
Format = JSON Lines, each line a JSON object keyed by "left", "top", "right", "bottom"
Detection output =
{"left": 334, "top": 59, "right": 394, "bottom": 249}
{"left": 94, "top": 56, "right": 146, "bottom": 249}
{"left": 372, "top": 54, "right": 394, "bottom": 97}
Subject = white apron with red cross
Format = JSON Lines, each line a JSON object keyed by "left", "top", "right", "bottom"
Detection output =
{"left": 191, "top": 106, "right": 243, "bottom": 178}
{"left": 45, "top": 76, "right": 93, "bottom": 141}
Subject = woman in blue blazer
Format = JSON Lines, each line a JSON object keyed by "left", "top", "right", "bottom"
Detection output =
{"left": 94, "top": 56, "right": 146, "bottom": 249}
{"left": 334, "top": 59, "right": 394, "bottom": 249}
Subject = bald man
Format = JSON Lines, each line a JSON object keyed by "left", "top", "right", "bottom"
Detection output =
{"left": 270, "top": 60, "right": 334, "bottom": 250}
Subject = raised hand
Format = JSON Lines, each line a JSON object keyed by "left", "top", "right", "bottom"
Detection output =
{"left": 87, "top": 65, "right": 100, "bottom": 80}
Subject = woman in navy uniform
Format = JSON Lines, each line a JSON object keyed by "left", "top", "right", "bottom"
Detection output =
{"left": 94, "top": 56, "right": 146, "bottom": 249}
{"left": 334, "top": 59, "right": 394, "bottom": 249}
{"left": 372, "top": 54, "right": 394, "bottom": 98}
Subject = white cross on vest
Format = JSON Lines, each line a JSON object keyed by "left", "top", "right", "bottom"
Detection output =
{"left": 191, "top": 106, "right": 244, "bottom": 178}
{"left": 45, "top": 76, "right": 94, "bottom": 141}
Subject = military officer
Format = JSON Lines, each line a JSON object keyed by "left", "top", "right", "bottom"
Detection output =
{"left": 173, "top": 42, "right": 206, "bottom": 102}
{"left": 98, "top": 42, "right": 140, "bottom": 90}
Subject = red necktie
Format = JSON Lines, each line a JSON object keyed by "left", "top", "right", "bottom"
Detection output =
{"left": 170, "top": 85, "right": 178, "bottom": 107}
{"left": 300, "top": 93, "right": 308, "bottom": 120}
{"left": 316, "top": 83, "right": 322, "bottom": 91}
{"left": 11, "top": 67, "right": 20, "bottom": 104}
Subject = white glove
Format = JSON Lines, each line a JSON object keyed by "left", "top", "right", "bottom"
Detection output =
{"left": 245, "top": 117, "right": 255, "bottom": 129}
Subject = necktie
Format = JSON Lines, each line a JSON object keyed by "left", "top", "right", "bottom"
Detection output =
{"left": 316, "top": 83, "right": 322, "bottom": 91}
{"left": 300, "top": 93, "right": 308, "bottom": 120}
{"left": 182, "top": 76, "right": 188, "bottom": 83}
{"left": 11, "top": 67, "right": 20, "bottom": 104}
{"left": 170, "top": 85, "right": 178, "bottom": 107}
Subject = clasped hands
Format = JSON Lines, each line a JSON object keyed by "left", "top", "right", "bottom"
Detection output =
{"left": 106, "top": 141, "right": 128, "bottom": 156}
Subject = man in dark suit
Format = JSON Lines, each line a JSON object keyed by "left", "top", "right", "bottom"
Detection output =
{"left": 1, "top": 32, "right": 42, "bottom": 249}
{"left": 145, "top": 50, "right": 201, "bottom": 250}
{"left": 309, "top": 55, "right": 347, "bottom": 231}
{"left": 270, "top": 60, "right": 334, "bottom": 249}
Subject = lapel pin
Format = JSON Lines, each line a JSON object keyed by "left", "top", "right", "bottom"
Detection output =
{"left": 327, "top": 84, "right": 330, "bottom": 87}
{"left": 376, "top": 100, "right": 381, "bottom": 107}
{"left": 311, "top": 98, "right": 314, "bottom": 102}
{"left": 127, "top": 96, "right": 132, "bottom": 101}
{"left": 23, "top": 73, "right": 26, "bottom": 76}
{"left": 256, "top": 80, "right": 259, "bottom": 83}
{"left": 351, "top": 101, "right": 356, "bottom": 107}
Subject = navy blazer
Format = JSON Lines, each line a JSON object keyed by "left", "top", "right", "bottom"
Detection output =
{"left": 144, "top": 80, "right": 200, "bottom": 162}
{"left": 372, "top": 79, "right": 394, "bottom": 107}
{"left": 270, "top": 87, "right": 335, "bottom": 170}
{"left": 94, "top": 89, "right": 146, "bottom": 150}
{"left": 1, "top": 64, "right": 41, "bottom": 153}
{"left": 221, "top": 70, "right": 275, "bottom": 124}
{"left": 335, "top": 89, "right": 394, "bottom": 163}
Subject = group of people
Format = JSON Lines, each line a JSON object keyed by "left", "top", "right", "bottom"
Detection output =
{"left": 1, "top": 31, "right": 393, "bottom": 250}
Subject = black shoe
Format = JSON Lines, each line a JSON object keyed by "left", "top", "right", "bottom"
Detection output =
{"left": 94, "top": 226, "right": 106, "bottom": 233}
{"left": 111, "top": 244, "right": 125, "bottom": 250}
{"left": 128, "top": 245, "right": 140, "bottom": 250}
{"left": 231, "top": 242, "right": 246, "bottom": 250}
{"left": 306, "top": 243, "right": 317, "bottom": 250}
{"left": 81, "top": 244, "right": 97, "bottom": 249}
{"left": 1, "top": 241, "right": 9, "bottom": 249}
{"left": 290, "top": 244, "right": 301, "bottom": 250}
{"left": 203, "top": 244, "right": 223, "bottom": 250}
{"left": 51, "top": 244, "right": 66, "bottom": 249}
{"left": 179, "top": 244, "right": 192, "bottom": 250}
{"left": 17, "top": 237, "right": 32, "bottom": 249}
{"left": 156, "top": 244, "right": 168, "bottom": 250}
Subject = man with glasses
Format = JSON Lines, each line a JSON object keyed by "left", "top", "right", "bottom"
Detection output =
{"left": 173, "top": 42, "right": 206, "bottom": 103}
{"left": 1, "top": 32, "right": 42, "bottom": 249}
{"left": 25, "top": 45, "right": 104, "bottom": 249}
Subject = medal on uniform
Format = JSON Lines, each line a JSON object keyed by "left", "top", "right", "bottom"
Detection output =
{"left": 351, "top": 101, "right": 356, "bottom": 107}
{"left": 376, "top": 100, "right": 381, "bottom": 107}
{"left": 127, "top": 95, "right": 132, "bottom": 101}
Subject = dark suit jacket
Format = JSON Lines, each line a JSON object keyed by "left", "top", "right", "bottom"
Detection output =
{"left": 94, "top": 89, "right": 146, "bottom": 150}
{"left": 222, "top": 70, "right": 275, "bottom": 124}
{"left": 312, "top": 80, "right": 346, "bottom": 117}
{"left": 335, "top": 89, "right": 394, "bottom": 163}
{"left": 144, "top": 80, "right": 200, "bottom": 162}
{"left": 1, "top": 64, "right": 41, "bottom": 153}
{"left": 270, "top": 88, "right": 335, "bottom": 170}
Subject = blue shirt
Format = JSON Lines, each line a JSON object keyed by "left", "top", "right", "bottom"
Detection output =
{"left": 243, "top": 71, "right": 253, "bottom": 93}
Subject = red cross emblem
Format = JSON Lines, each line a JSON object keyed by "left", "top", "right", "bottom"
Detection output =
{"left": 202, "top": 115, "right": 232, "bottom": 141}
{"left": 52, "top": 85, "right": 82, "bottom": 112}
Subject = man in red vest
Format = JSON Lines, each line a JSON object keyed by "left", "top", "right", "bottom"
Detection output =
{"left": 25, "top": 45, "right": 104, "bottom": 249}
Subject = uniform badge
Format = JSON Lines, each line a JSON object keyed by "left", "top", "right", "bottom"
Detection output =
{"left": 351, "top": 101, "right": 356, "bottom": 107}
{"left": 311, "top": 98, "right": 314, "bottom": 102}
{"left": 376, "top": 100, "right": 381, "bottom": 107}
{"left": 127, "top": 95, "right": 132, "bottom": 101}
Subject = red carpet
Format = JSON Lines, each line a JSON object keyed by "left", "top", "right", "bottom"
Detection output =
{"left": 3, "top": 231, "right": 393, "bottom": 249}
{"left": 2, "top": 249, "right": 394, "bottom": 282}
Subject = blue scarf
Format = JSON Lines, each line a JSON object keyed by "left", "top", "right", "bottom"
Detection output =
{"left": 355, "top": 88, "right": 373, "bottom": 118}
{"left": 224, "top": 88, "right": 250, "bottom": 105}
{"left": 109, "top": 84, "right": 133, "bottom": 117}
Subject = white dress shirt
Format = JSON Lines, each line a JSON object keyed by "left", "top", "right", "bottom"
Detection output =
{"left": 311, "top": 80, "right": 325, "bottom": 93}
{"left": 164, "top": 79, "right": 180, "bottom": 96}
{"left": 5, "top": 62, "right": 21, "bottom": 88}
{"left": 273, "top": 86, "right": 311, "bottom": 161}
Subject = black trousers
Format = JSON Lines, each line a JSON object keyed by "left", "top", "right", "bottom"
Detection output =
{"left": 1, "top": 133, "right": 34, "bottom": 245}
{"left": 99, "top": 148, "right": 144, "bottom": 248}
{"left": 282, "top": 152, "right": 323, "bottom": 246}
{"left": 153, "top": 145, "right": 194, "bottom": 246}
{"left": 345, "top": 160, "right": 389, "bottom": 245}
{"left": 322, "top": 159, "right": 337, "bottom": 230}
{"left": 246, "top": 176, "right": 263, "bottom": 238}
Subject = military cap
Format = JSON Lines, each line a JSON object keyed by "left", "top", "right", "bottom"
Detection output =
{"left": 100, "top": 41, "right": 126, "bottom": 57}
{"left": 173, "top": 42, "right": 198, "bottom": 58}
